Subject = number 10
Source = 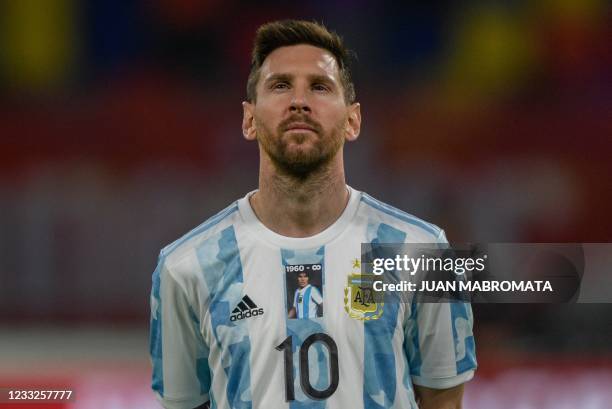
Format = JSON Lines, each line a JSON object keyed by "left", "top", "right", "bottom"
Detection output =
{"left": 275, "top": 333, "right": 339, "bottom": 401}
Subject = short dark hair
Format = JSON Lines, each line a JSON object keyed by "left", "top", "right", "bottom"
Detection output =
{"left": 246, "top": 20, "right": 356, "bottom": 104}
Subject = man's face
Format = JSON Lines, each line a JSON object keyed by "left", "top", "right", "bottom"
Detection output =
{"left": 243, "top": 44, "right": 360, "bottom": 177}
{"left": 297, "top": 272, "right": 309, "bottom": 288}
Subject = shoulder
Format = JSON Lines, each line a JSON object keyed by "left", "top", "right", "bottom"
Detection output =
{"left": 157, "top": 200, "right": 241, "bottom": 272}
{"left": 358, "top": 191, "right": 445, "bottom": 243}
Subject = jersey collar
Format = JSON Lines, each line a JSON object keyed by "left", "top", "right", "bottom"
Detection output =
{"left": 238, "top": 185, "right": 361, "bottom": 249}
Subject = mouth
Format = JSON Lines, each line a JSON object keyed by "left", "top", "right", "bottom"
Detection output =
{"left": 284, "top": 123, "right": 317, "bottom": 133}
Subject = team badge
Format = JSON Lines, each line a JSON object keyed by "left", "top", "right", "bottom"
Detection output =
{"left": 344, "top": 273, "right": 384, "bottom": 321}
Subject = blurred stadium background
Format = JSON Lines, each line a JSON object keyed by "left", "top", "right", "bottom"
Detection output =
{"left": 0, "top": 1, "right": 610, "bottom": 408}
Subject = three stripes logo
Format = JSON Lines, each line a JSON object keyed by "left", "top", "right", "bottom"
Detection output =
{"left": 230, "top": 295, "right": 264, "bottom": 322}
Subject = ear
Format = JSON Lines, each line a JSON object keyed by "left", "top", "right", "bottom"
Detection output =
{"left": 345, "top": 102, "right": 361, "bottom": 142}
{"left": 242, "top": 101, "right": 257, "bottom": 141}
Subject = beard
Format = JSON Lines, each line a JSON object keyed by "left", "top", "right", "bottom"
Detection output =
{"left": 256, "top": 114, "right": 346, "bottom": 178}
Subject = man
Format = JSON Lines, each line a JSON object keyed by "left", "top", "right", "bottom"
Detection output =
{"left": 288, "top": 271, "right": 323, "bottom": 318}
{"left": 149, "top": 20, "right": 476, "bottom": 409}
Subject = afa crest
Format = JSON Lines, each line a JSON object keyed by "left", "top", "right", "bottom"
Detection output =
{"left": 344, "top": 273, "right": 384, "bottom": 320}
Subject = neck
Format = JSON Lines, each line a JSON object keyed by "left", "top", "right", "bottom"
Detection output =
{"left": 250, "top": 148, "right": 349, "bottom": 238}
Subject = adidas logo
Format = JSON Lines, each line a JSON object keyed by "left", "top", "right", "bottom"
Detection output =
{"left": 230, "top": 295, "right": 264, "bottom": 322}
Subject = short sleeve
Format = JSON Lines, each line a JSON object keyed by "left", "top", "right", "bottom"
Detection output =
{"left": 150, "top": 254, "right": 211, "bottom": 409}
{"left": 293, "top": 289, "right": 299, "bottom": 308}
{"left": 311, "top": 286, "right": 323, "bottom": 304}
{"left": 403, "top": 230, "right": 477, "bottom": 389}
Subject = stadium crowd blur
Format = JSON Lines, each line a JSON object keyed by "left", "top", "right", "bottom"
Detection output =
{"left": 1, "top": 0, "right": 611, "bottom": 397}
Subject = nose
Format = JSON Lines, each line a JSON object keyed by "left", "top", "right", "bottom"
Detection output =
{"left": 289, "top": 90, "right": 311, "bottom": 113}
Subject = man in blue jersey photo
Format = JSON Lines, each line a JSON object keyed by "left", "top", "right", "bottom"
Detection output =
{"left": 288, "top": 270, "right": 323, "bottom": 319}
{"left": 150, "top": 19, "right": 476, "bottom": 409}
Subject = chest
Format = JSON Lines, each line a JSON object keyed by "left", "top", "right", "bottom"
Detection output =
{"left": 200, "top": 242, "right": 406, "bottom": 352}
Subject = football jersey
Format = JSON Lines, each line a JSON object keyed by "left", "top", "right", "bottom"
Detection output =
{"left": 149, "top": 186, "right": 477, "bottom": 409}
{"left": 293, "top": 284, "right": 323, "bottom": 319}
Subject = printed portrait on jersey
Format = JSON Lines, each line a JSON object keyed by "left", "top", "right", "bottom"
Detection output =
{"left": 285, "top": 263, "right": 324, "bottom": 319}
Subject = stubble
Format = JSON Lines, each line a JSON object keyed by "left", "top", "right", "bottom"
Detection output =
{"left": 256, "top": 114, "right": 346, "bottom": 179}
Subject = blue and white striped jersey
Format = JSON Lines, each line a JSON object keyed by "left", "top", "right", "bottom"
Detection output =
{"left": 293, "top": 284, "right": 323, "bottom": 319}
{"left": 149, "top": 186, "right": 477, "bottom": 409}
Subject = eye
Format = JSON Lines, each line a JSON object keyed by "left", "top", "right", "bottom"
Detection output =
{"left": 312, "top": 83, "right": 330, "bottom": 92}
{"left": 272, "top": 82, "right": 289, "bottom": 90}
